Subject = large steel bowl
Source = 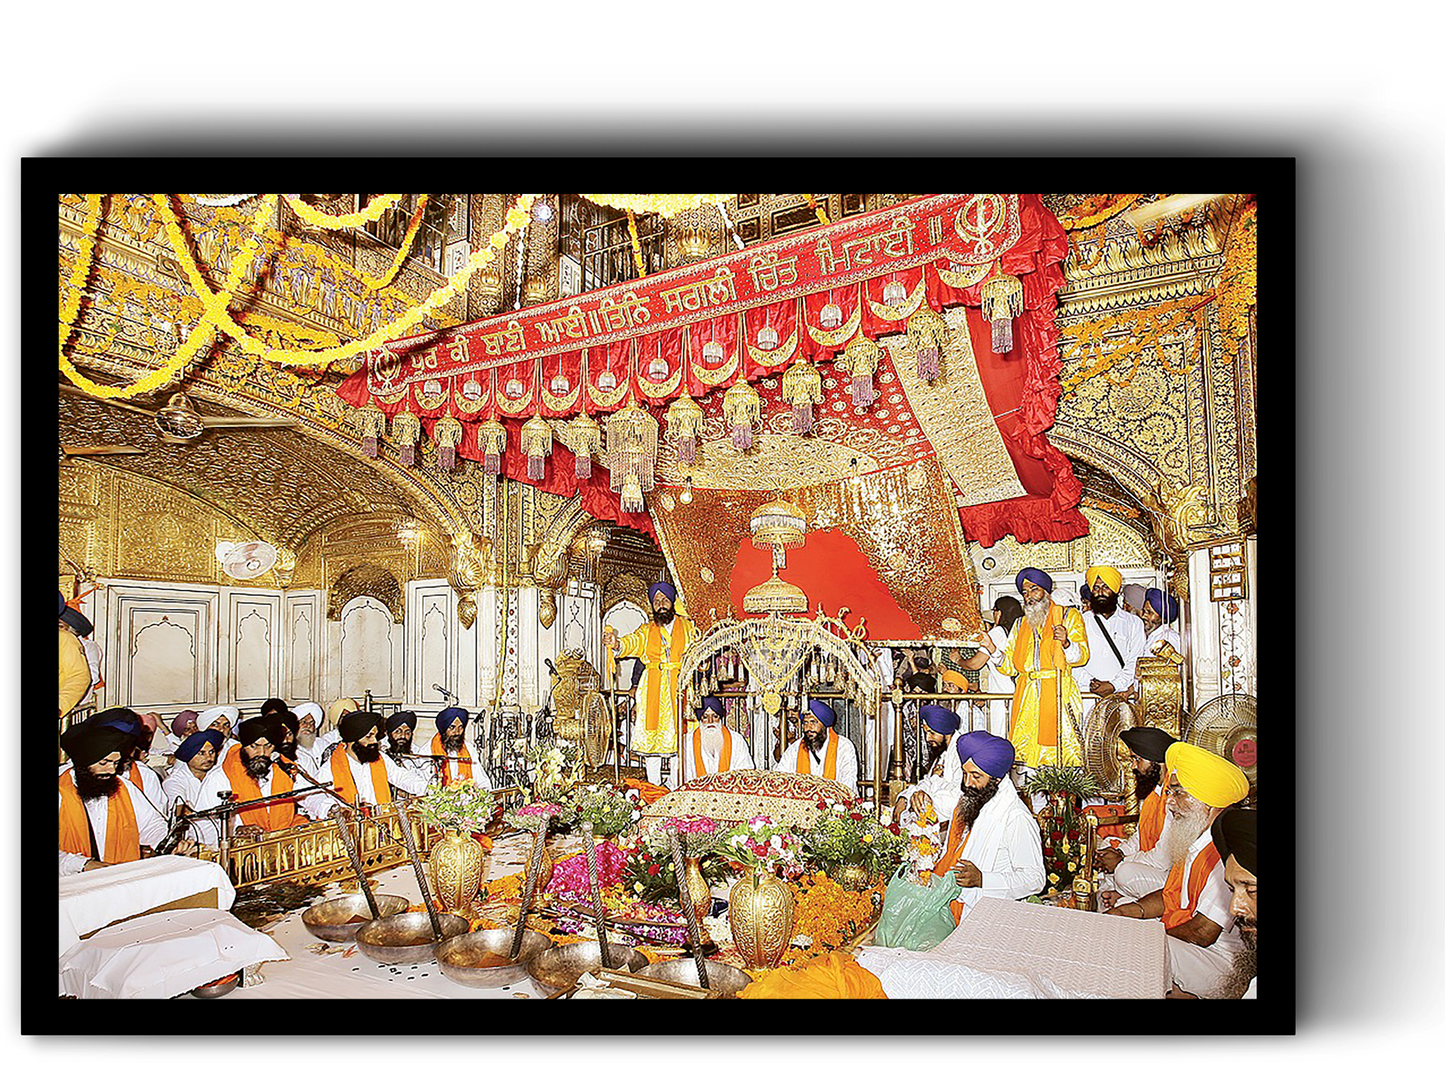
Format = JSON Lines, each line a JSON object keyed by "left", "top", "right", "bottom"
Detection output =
{"left": 436, "top": 928, "right": 555, "bottom": 989}
{"left": 639, "top": 958, "right": 753, "bottom": 997}
{"left": 302, "top": 893, "right": 411, "bottom": 942}
{"left": 525, "top": 941, "right": 648, "bottom": 994}
{"left": 355, "top": 911, "right": 470, "bottom": 964}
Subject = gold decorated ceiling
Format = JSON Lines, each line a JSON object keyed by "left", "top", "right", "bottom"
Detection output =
{"left": 58, "top": 387, "right": 419, "bottom": 553}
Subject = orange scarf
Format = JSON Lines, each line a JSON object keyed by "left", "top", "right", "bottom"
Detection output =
{"left": 1012, "top": 603, "right": 1072, "bottom": 747}
{"left": 692, "top": 725, "right": 732, "bottom": 778}
{"left": 223, "top": 757, "right": 300, "bottom": 831}
{"left": 934, "top": 817, "right": 975, "bottom": 924}
{"left": 330, "top": 745, "right": 391, "bottom": 806}
{"left": 432, "top": 733, "right": 473, "bottom": 785}
{"left": 643, "top": 619, "right": 688, "bottom": 732}
{"left": 58, "top": 770, "right": 140, "bottom": 864}
{"left": 1139, "top": 787, "right": 1167, "bottom": 852}
{"left": 1162, "top": 841, "right": 1222, "bottom": 930}
{"left": 795, "top": 729, "right": 839, "bottom": 780}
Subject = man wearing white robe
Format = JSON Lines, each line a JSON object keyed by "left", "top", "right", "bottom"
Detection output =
{"left": 58, "top": 724, "right": 170, "bottom": 876}
{"left": 1141, "top": 587, "right": 1184, "bottom": 658}
{"left": 962, "top": 597, "right": 1023, "bottom": 740}
{"left": 682, "top": 696, "right": 754, "bottom": 783}
{"left": 293, "top": 702, "right": 326, "bottom": 762}
{"left": 1072, "top": 567, "right": 1146, "bottom": 702}
{"left": 939, "top": 731, "right": 1046, "bottom": 921}
{"left": 314, "top": 712, "right": 430, "bottom": 812}
{"left": 779, "top": 699, "right": 859, "bottom": 795}
{"left": 161, "top": 729, "right": 223, "bottom": 844}
{"left": 196, "top": 706, "right": 241, "bottom": 758}
{"left": 894, "top": 704, "right": 964, "bottom": 825}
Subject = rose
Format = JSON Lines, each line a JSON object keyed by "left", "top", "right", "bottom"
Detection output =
{"left": 647, "top": 864, "right": 660, "bottom": 875}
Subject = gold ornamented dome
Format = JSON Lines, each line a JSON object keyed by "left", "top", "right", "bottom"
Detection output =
{"left": 742, "top": 574, "right": 809, "bottom": 616}
{"left": 749, "top": 498, "right": 807, "bottom": 552}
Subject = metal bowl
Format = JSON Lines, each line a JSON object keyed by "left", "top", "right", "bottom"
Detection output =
{"left": 190, "top": 971, "right": 241, "bottom": 999}
{"left": 355, "top": 911, "right": 470, "bottom": 964}
{"left": 525, "top": 941, "right": 648, "bottom": 994}
{"left": 302, "top": 893, "right": 411, "bottom": 942}
{"left": 436, "top": 928, "right": 556, "bottom": 989}
{"left": 639, "top": 958, "right": 753, "bottom": 997}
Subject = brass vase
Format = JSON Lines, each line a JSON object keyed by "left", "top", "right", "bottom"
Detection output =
{"left": 525, "top": 842, "right": 555, "bottom": 892}
{"left": 834, "top": 863, "right": 873, "bottom": 892}
{"left": 728, "top": 866, "right": 794, "bottom": 969}
{"left": 683, "top": 857, "right": 712, "bottom": 932}
{"left": 428, "top": 830, "right": 487, "bottom": 911}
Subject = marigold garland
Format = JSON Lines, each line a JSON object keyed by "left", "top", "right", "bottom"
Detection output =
{"left": 626, "top": 209, "right": 647, "bottom": 279}
{"left": 358, "top": 194, "right": 429, "bottom": 291}
{"left": 1056, "top": 193, "right": 1143, "bottom": 231}
{"left": 286, "top": 193, "right": 404, "bottom": 229}
{"left": 580, "top": 194, "right": 732, "bottom": 218}
{"left": 807, "top": 194, "right": 830, "bottom": 226}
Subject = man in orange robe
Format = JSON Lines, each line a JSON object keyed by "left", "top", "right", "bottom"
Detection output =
{"left": 682, "top": 696, "right": 753, "bottom": 782}
{"left": 996, "top": 568, "right": 1089, "bottom": 769}
{"left": 197, "top": 718, "right": 322, "bottom": 837}
{"left": 1105, "top": 742, "right": 1250, "bottom": 997}
{"left": 1096, "top": 726, "right": 1178, "bottom": 905}
{"left": 59, "top": 722, "right": 171, "bottom": 875}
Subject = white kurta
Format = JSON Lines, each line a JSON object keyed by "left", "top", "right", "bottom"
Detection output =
{"left": 129, "top": 761, "right": 167, "bottom": 816}
{"left": 950, "top": 774, "right": 1047, "bottom": 913}
{"left": 1145, "top": 625, "right": 1183, "bottom": 657}
{"left": 58, "top": 776, "right": 168, "bottom": 876}
{"left": 432, "top": 738, "right": 494, "bottom": 791}
{"left": 194, "top": 763, "right": 331, "bottom": 845}
{"left": 898, "top": 738, "right": 963, "bottom": 823}
{"left": 1073, "top": 608, "right": 1147, "bottom": 695}
{"left": 1164, "top": 831, "right": 1246, "bottom": 997}
{"left": 80, "top": 636, "right": 104, "bottom": 705}
{"left": 779, "top": 732, "right": 859, "bottom": 795}
{"left": 1103, "top": 783, "right": 1173, "bottom": 901}
{"left": 680, "top": 725, "right": 754, "bottom": 783}
{"left": 315, "top": 748, "right": 431, "bottom": 812}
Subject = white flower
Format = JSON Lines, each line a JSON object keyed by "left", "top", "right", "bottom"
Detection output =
{"left": 770, "top": 835, "right": 782, "bottom": 849}
{"left": 631, "top": 810, "right": 641, "bottom": 821}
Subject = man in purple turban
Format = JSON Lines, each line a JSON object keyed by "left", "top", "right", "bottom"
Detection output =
{"left": 996, "top": 569, "right": 1090, "bottom": 769}
{"left": 1141, "top": 587, "right": 1184, "bottom": 659}
{"left": 780, "top": 698, "right": 859, "bottom": 794}
{"left": 603, "top": 577, "right": 697, "bottom": 787}
{"left": 894, "top": 703, "right": 964, "bottom": 823}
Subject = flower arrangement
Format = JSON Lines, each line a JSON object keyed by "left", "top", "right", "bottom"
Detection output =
{"left": 561, "top": 782, "right": 642, "bottom": 837}
{"left": 545, "top": 840, "right": 630, "bottom": 902}
{"left": 660, "top": 816, "right": 719, "bottom": 840}
{"left": 788, "top": 871, "right": 881, "bottom": 951}
{"left": 622, "top": 827, "right": 732, "bottom": 905}
{"left": 1027, "top": 764, "right": 1099, "bottom": 895}
{"left": 801, "top": 797, "right": 906, "bottom": 880}
{"left": 715, "top": 816, "right": 805, "bottom": 878}
{"left": 505, "top": 802, "right": 562, "bottom": 833}
{"left": 524, "top": 739, "right": 583, "bottom": 799}
{"left": 409, "top": 780, "right": 496, "bottom": 838}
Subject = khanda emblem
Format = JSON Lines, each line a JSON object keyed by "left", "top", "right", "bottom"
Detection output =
{"left": 953, "top": 194, "right": 1010, "bottom": 262}
{"left": 372, "top": 349, "right": 403, "bottom": 391}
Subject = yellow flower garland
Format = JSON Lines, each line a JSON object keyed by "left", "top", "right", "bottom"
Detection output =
{"left": 285, "top": 193, "right": 404, "bottom": 229}
{"left": 580, "top": 194, "right": 732, "bottom": 218}
{"left": 626, "top": 210, "right": 647, "bottom": 279}
{"left": 358, "top": 194, "right": 429, "bottom": 291}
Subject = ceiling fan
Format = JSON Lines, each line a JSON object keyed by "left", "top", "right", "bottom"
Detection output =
{"left": 58, "top": 384, "right": 299, "bottom": 444}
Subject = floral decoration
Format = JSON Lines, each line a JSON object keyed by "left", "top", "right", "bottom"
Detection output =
{"left": 505, "top": 802, "right": 562, "bottom": 833}
{"left": 801, "top": 796, "right": 905, "bottom": 879}
{"left": 409, "top": 780, "right": 495, "bottom": 838}
{"left": 716, "top": 816, "right": 805, "bottom": 878}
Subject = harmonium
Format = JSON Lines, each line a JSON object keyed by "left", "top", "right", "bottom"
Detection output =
{"left": 192, "top": 803, "right": 448, "bottom": 891}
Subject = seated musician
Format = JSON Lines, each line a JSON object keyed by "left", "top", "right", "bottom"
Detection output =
{"left": 314, "top": 711, "right": 430, "bottom": 813}
{"left": 197, "top": 718, "right": 329, "bottom": 842}
{"left": 1105, "top": 742, "right": 1250, "bottom": 998}
{"left": 432, "top": 706, "right": 493, "bottom": 790}
{"left": 682, "top": 695, "right": 753, "bottom": 783}
{"left": 160, "top": 728, "right": 224, "bottom": 844}
{"left": 780, "top": 698, "right": 859, "bottom": 795}
{"left": 1095, "top": 726, "right": 1178, "bottom": 906}
{"left": 892, "top": 704, "right": 964, "bottom": 826}
{"left": 59, "top": 721, "right": 176, "bottom": 875}
{"left": 263, "top": 705, "right": 318, "bottom": 781}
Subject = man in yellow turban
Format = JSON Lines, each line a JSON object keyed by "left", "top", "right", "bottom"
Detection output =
{"left": 1072, "top": 565, "right": 1146, "bottom": 704}
{"left": 1105, "top": 741, "right": 1251, "bottom": 997}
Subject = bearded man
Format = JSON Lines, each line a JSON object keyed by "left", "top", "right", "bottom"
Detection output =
{"left": 85, "top": 707, "right": 166, "bottom": 814}
{"left": 198, "top": 718, "right": 323, "bottom": 838}
{"left": 996, "top": 568, "right": 1090, "bottom": 769}
{"left": 262, "top": 705, "right": 318, "bottom": 781}
{"left": 293, "top": 702, "right": 324, "bottom": 761}
{"left": 1095, "top": 726, "right": 1178, "bottom": 906}
{"left": 315, "top": 697, "right": 359, "bottom": 756}
{"left": 1213, "top": 808, "right": 1258, "bottom": 998}
{"left": 1105, "top": 742, "right": 1250, "bottom": 998}
{"left": 1141, "top": 587, "right": 1184, "bottom": 658}
{"left": 161, "top": 728, "right": 224, "bottom": 846}
{"left": 683, "top": 696, "right": 753, "bottom": 782}
{"left": 604, "top": 581, "right": 698, "bottom": 787}
{"left": 59, "top": 722, "right": 172, "bottom": 874}
{"left": 1072, "top": 566, "right": 1146, "bottom": 703}
{"left": 780, "top": 699, "right": 859, "bottom": 794}
{"left": 432, "top": 706, "right": 492, "bottom": 789}
{"left": 894, "top": 704, "right": 964, "bottom": 826}
{"left": 315, "top": 711, "right": 429, "bottom": 812}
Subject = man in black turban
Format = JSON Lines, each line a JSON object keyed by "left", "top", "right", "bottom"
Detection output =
{"left": 315, "top": 711, "right": 429, "bottom": 811}
{"left": 58, "top": 723, "right": 172, "bottom": 874}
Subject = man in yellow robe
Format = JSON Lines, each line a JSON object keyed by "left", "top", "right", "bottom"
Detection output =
{"left": 996, "top": 568, "right": 1090, "bottom": 769}
{"left": 604, "top": 581, "right": 697, "bottom": 788}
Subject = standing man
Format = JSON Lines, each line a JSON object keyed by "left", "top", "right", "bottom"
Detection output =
{"left": 604, "top": 581, "right": 697, "bottom": 788}
{"left": 996, "top": 569, "right": 1090, "bottom": 769}
{"left": 1073, "top": 566, "right": 1146, "bottom": 704}
{"left": 1141, "top": 587, "right": 1185, "bottom": 658}
{"left": 894, "top": 703, "right": 964, "bottom": 827}
{"left": 59, "top": 592, "right": 91, "bottom": 721}
{"left": 780, "top": 699, "right": 859, "bottom": 795}
{"left": 1121, "top": 583, "right": 1148, "bottom": 617}
{"left": 683, "top": 696, "right": 753, "bottom": 782}
{"left": 59, "top": 601, "right": 104, "bottom": 709}
{"left": 963, "top": 596, "right": 1023, "bottom": 737}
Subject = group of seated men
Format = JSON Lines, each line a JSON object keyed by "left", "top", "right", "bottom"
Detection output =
{"left": 59, "top": 697, "right": 495, "bottom": 872}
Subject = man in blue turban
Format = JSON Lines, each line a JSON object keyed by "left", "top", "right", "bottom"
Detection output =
{"left": 936, "top": 731, "right": 1043, "bottom": 917}
{"left": 683, "top": 695, "right": 754, "bottom": 782}
{"left": 894, "top": 704, "right": 964, "bottom": 823}
{"left": 1142, "top": 587, "right": 1184, "bottom": 658}
{"left": 780, "top": 698, "right": 859, "bottom": 794}
{"left": 997, "top": 569, "right": 1090, "bottom": 769}
{"left": 160, "top": 729, "right": 224, "bottom": 846}
{"left": 603, "top": 576, "right": 697, "bottom": 787}
{"left": 431, "top": 706, "right": 491, "bottom": 789}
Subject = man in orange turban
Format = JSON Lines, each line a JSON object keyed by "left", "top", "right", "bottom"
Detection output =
{"left": 1105, "top": 741, "right": 1250, "bottom": 997}
{"left": 1072, "top": 565, "right": 1146, "bottom": 703}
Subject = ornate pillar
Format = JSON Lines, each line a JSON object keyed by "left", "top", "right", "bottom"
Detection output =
{"left": 476, "top": 585, "right": 499, "bottom": 705}
{"left": 517, "top": 585, "right": 541, "bottom": 711}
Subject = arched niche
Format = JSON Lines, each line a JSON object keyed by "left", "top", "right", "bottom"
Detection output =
{"left": 327, "top": 563, "right": 404, "bottom": 623}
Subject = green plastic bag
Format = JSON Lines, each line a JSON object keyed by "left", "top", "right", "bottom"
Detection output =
{"left": 874, "top": 863, "right": 961, "bottom": 951}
